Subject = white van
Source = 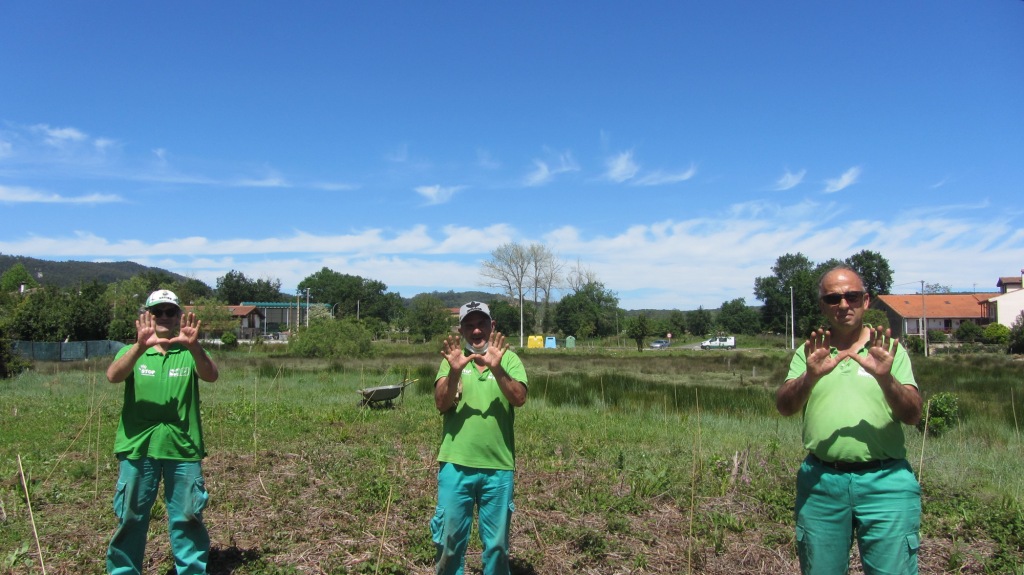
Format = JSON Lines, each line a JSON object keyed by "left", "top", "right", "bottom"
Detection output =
{"left": 700, "top": 336, "right": 736, "bottom": 350}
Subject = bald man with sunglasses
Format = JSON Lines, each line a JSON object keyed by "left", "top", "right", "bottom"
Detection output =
{"left": 104, "top": 289, "right": 219, "bottom": 575}
{"left": 777, "top": 266, "right": 923, "bottom": 575}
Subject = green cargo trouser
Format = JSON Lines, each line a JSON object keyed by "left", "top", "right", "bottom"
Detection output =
{"left": 795, "top": 455, "right": 920, "bottom": 575}
{"left": 106, "top": 457, "right": 210, "bottom": 575}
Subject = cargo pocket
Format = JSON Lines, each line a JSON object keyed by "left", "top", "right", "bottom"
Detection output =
{"left": 905, "top": 532, "right": 920, "bottom": 562}
{"left": 188, "top": 476, "right": 210, "bottom": 520}
{"left": 112, "top": 479, "right": 128, "bottom": 519}
{"left": 430, "top": 505, "right": 445, "bottom": 546}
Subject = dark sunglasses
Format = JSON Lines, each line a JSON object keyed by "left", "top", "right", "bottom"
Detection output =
{"left": 820, "top": 291, "right": 866, "bottom": 306}
{"left": 149, "top": 307, "right": 180, "bottom": 318}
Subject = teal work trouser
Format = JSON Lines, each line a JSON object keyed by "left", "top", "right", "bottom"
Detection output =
{"left": 795, "top": 455, "right": 920, "bottom": 575}
{"left": 431, "top": 462, "right": 515, "bottom": 575}
{"left": 106, "top": 457, "right": 210, "bottom": 575}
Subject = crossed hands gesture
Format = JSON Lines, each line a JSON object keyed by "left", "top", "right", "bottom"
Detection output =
{"left": 135, "top": 311, "right": 203, "bottom": 350}
{"left": 803, "top": 325, "right": 899, "bottom": 384}
{"left": 440, "top": 330, "right": 509, "bottom": 373}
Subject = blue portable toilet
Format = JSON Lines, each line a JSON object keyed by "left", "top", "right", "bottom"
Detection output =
{"left": 544, "top": 336, "right": 556, "bottom": 349}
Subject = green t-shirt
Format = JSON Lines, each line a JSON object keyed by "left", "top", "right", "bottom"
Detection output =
{"left": 787, "top": 343, "right": 917, "bottom": 462}
{"left": 435, "top": 350, "right": 528, "bottom": 471}
{"left": 113, "top": 343, "right": 207, "bottom": 461}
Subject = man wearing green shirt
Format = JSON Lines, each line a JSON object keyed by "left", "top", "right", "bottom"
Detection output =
{"left": 431, "top": 301, "right": 528, "bottom": 575}
{"left": 105, "top": 289, "right": 220, "bottom": 575}
{"left": 777, "top": 266, "right": 923, "bottom": 575}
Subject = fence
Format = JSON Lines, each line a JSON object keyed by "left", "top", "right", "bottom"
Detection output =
{"left": 12, "top": 340, "right": 127, "bottom": 362}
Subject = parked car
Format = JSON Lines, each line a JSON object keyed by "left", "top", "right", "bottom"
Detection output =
{"left": 700, "top": 336, "right": 736, "bottom": 350}
{"left": 649, "top": 339, "right": 671, "bottom": 349}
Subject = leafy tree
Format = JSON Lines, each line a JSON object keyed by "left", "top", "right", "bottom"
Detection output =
{"left": 106, "top": 277, "right": 152, "bottom": 341}
{"left": 863, "top": 309, "right": 890, "bottom": 330}
{"left": 667, "top": 310, "right": 687, "bottom": 338}
{"left": 216, "top": 270, "right": 284, "bottom": 304}
{"left": 756, "top": 251, "right": 894, "bottom": 338}
{"left": 553, "top": 281, "right": 620, "bottom": 339}
{"left": 288, "top": 318, "right": 373, "bottom": 359}
{"left": 0, "top": 324, "right": 29, "bottom": 378}
{"left": 717, "top": 298, "right": 761, "bottom": 335}
{"left": 406, "top": 294, "right": 452, "bottom": 343}
{"left": 625, "top": 314, "right": 651, "bottom": 352}
{"left": 924, "top": 283, "right": 952, "bottom": 294}
{"left": 687, "top": 307, "right": 713, "bottom": 337}
{"left": 1, "top": 262, "right": 39, "bottom": 292}
{"left": 1009, "top": 312, "right": 1024, "bottom": 354}
{"left": 754, "top": 253, "right": 818, "bottom": 336}
{"left": 67, "top": 281, "right": 111, "bottom": 340}
{"left": 955, "top": 320, "right": 984, "bottom": 343}
{"left": 8, "top": 285, "right": 73, "bottom": 341}
{"left": 845, "top": 250, "right": 894, "bottom": 296}
{"left": 173, "top": 276, "right": 215, "bottom": 305}
{"left": 982, "top": 323, "right": 1011, "bottom": 347}
{"left": 299, "top": 267, "right": 402, "bottom": 324}
{"left": 189, "top": 297, "right": 237, "bottom": 338}
{"left": 488, "top": 299, "right": 535, "bottom": 337}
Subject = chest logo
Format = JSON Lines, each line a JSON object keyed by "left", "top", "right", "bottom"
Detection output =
{"left": 138, "top": 364, "right": 156, "bottom": 377}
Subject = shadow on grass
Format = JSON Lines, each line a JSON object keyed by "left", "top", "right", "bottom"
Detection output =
{"left": 161, "top": 545, "right": 263, "bottom": 575}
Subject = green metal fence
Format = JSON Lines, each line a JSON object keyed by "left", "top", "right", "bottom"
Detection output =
{"left": 12, "top": 340, "right": 126, "bottom": 362}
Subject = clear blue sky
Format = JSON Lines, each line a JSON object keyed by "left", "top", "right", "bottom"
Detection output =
{"left": 2, "top": 2, "right": 1022, "bottom": 309}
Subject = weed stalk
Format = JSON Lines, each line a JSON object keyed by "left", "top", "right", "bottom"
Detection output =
{"left": 17, "top": 454, "right": 47, "bottom": 575}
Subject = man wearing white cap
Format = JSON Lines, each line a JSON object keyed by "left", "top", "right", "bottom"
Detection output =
{"left": 431, "top": 301, "right": 528, "bottom": 575}
{"left": 104, "top": 289, "right": 219, "bottom": 575}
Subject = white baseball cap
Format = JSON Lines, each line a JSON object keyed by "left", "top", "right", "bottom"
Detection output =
{"left": 145, "top": 289, "right": 180, "bottom": 309}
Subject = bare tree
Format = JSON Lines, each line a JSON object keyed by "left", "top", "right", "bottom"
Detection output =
{"left": 480, "top": 242, "right": 531, "bottom": 345}
{"left": 527, "top": 244, "right": 563, "bottom": 332}
{"left": 565, "top": 259, "right": 599, "bottom": 294}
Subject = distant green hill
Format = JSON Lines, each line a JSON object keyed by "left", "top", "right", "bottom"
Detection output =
{"left": 407, "top": 289, "right": 505, "bottom": 308}
{"left": 0, "top": 254, "right": 191, "bottom": 288}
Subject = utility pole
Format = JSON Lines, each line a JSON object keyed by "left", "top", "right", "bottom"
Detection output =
{"left": 305, "top": 288, "right": 311, "bottom": 327}
{"left": 921, "top": 280, "right": 928, "bottom": 357}
{"left": 790, "top": 285, "right": 795, "bottom": 350}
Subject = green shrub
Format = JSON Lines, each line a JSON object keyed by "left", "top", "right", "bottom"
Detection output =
{"left": 927, "top": 329, "right": 947, "bottom": 344}
{"left": 288, "top": 318, "right": 374, "bottom": 359}
{"left": 982, "top": 323, "right": 1011, "bottom": 347}
{"left": 904, "top": 335, "right": 925, "bottom": 355}
{"left": 220, "top": 330, "right": 238, "bottom": 349}
{"left": 955, "top": 320, "right": 984, "bottom": 343}
{"left": 918, "top": 392, "right": 960, "bottom": 437}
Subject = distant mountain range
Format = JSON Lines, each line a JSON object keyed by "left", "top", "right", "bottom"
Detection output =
{"left": 0, "top": 254, "right": 190, "bottom": 288}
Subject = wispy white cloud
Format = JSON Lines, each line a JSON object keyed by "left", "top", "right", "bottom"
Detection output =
{"left": 929, "top": 176, "right": 950, "bottom": 189}
{"left": 32, "top": 124, "right": 87, "bottom": 147}
{"left": 415, "top": 184, "right": 464, "bottom": 205}
{"left": 523, "top": 150, "right": 578, "bottom": 187}
{"left": 824, "top": 166, "right": 862, "bottom": 193}
{"left": 772, "top": 168, "right": 806, "bottom": 191}
{"left": 633, "top": 164, "right": 697, "bottom": 186}
{"left": 605, "top": 150, "right": 639, "bottom": 183}
{"left": 0, "top": 184, "right": 121, "bottom": 204}
{"left": 3, "top": 201, "right": 1021, "bottom": 310}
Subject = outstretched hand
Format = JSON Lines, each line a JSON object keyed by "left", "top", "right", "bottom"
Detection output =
{"left": 169, "top": 312, "right": 202, "bottom": 349}
{"left": 441, "top": 334, "right": 471, "bottom": 373}
{"left": 849, "top": 325, "right": 898, "bottom": 380}
{"left": 135, "top": 312, "right": 161, "bottom": 348}
{"left": 803, "top": 328, "right": 843, "bottom": 382}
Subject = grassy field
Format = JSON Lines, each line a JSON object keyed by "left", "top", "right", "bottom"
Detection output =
{"left": 1, "top": 346, "right": 1022, "bottom": 574}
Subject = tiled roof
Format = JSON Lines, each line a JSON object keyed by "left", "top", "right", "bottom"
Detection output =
{"left": 184, "top": 304, "right": 263, "bottom": 318}
{"left": 872, "top": 294, "right": 990, "bottom": 319}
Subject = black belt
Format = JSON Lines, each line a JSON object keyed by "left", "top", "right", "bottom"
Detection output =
{"left": 810, "top": 454, "right": 894, "bottom": 472}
